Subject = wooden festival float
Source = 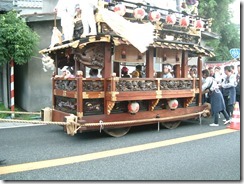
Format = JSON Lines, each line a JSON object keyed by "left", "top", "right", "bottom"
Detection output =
{"left": 39, "top": 0, "right": 215, "bottom": 137}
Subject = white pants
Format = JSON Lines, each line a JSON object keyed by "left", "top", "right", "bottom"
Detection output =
{"left": 79, "top": 0, "right": 97, "bottom": 36}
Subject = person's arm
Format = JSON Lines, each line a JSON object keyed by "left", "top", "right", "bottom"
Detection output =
{"left": 202, "top": 77, "right": 211, "bottom": 92}
{"left": 221, "top": 75, "right": 236, "bottom": 88}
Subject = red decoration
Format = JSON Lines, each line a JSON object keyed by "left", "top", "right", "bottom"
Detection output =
{"left": 128, "top": 102, "right": 140, "bottom": 114}
{"left": 166, "top": 14, "right": 176, "bottom": 25}
{"left": 194, "top": 19, "right": 204, "bottom": 29}
{"left": 133, "top": 7, "right": 146, "bottom": 20}
{"left": 114, "top": 4, "right": 126, "bottom": 16}
{"left": 179, "top": 16, "right": 189, "bottom": 27}
{"left": 149, "top": 11, "right": 161, "bottom": 22}
{"left": 168, "top": 99, "right": 178, "bottom": 110}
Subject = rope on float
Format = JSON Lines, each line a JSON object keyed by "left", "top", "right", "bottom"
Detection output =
{"left": 82, "top": 110, "right": 208, "bottom": 127}
{"left": 0, "top": 109, "right": 209, "bottom": 136}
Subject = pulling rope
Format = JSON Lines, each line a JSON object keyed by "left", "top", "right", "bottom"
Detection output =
{"left": 0, "top": 109, "right": 208, "bottom": 136}
{"left": 0, "top": 118, "right": 67, "bottom": 126}
{"left": 0, "top": 111, "right": 40, "bottom": 115}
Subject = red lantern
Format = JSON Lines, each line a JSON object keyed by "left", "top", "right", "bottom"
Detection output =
{"left": 114, "top": 4, "right": 126, "bottom": 16}
{"left": 166, "top": 14, "right": 176, "bottom": 25}
{"left": 167, "top": 99, "right": 178, "bottom": 110}
{"left": 133, "top": 7, "right": 146, "bottom": 20}
{"left": 179, "top": 16, "right": 189, "bottom": 27}
{"left": 128, "top": 102, "right": 140, "bottom": 114}
{"left": 194, "top": 19, "right": 204, "bottom": 29}
{"left": 149, "top": 11, "right": 161, "bottom": 22}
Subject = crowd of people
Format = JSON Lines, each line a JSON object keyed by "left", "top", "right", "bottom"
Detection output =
{"left": 120, "top": 63, "right": 240, "bottom": 127}
{"left": 200, "top": 64, "right": 240, "bottom": 126}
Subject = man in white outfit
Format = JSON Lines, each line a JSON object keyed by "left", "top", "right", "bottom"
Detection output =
{"left": 54, "top": 0, "right": 77, "bottom": 41}
{"left": 79, "top": 0, "right": 98, "bottom": 37}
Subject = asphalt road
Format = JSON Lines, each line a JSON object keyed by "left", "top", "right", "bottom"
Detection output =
{"left": 0, "top": 116, "right": 240, "bottom": 180}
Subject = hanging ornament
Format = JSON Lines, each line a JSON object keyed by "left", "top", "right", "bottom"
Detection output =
{"left": 149, "top": 10, "right": 161, "bottom": 22}
{"left": 128, "top": 102, "right": 140, "bottom": 114}
{"left": 166, "top": 14, "right": 176, "bottom": 25}
{"left": 167, "top": 99, "right": 178, "bottom": 110}
{"left": 194, "top": 19, "right": 204, "bottom": 29}
{"left": 114, "top": 4, "right": 127, "bottom": 16}
{"left": 133, "top": 7, "right": 146, "bottom": 20}
{"left": 179, "top": 16, "right": 190, "bottom": 27}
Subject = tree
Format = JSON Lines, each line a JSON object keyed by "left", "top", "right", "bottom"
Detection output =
{"left": 198, "top": 0, "right": 240, "bottom": 61}
{"left": 0, "top": 11, "right": 39, "bottom": 65}
{"left": 0, "top": 11, "right": 39, "bottom": 109}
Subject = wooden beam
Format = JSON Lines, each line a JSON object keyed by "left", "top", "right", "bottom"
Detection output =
{"left": 181, "top": 50, "right": 188, "bottom": 78}
{"left": 197, "top": 55, "right": 202, "bottom": 105}
{"left": 146, "top": 47, "right": 154, "bottom": 78}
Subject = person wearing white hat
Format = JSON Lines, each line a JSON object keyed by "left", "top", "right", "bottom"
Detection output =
{"left": 163, "top": 64, "right": 173, "bottom": 78}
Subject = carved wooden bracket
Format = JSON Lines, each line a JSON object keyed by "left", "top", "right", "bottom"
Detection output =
{"left": 184, "top": 96, "right": 195, "bottom": 107}
{"left": 149, "top": 99, "right": 160, "bottom": 111}
{"left": 107, "top": 101, "right": 116, "bottom": 115}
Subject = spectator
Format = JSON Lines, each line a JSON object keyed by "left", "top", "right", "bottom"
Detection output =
{"left": 230, "top": 65, "right": 235, "bottom": 75}
{"left": 121, "top": 66, "right": 130, "bottom": 78}
{"left": 208, "top": 67, "right": 214, "bottom": 77}
{"left": 89, "top": 68, "right": 98, "bottom": 78}
{"left": 202, "top": 69, "right": 230, "bottom": 126}
{"left": 163, "top": 64, "right": 173, "bottom": 78}
{"left": 214, "top": 66, "right": 222, "bottom": 84}
{"left": 219, "top": 66, "right": 236, "bottom": 117}
{"left": 235, "top": 65, "right": 240, "bottom": 103}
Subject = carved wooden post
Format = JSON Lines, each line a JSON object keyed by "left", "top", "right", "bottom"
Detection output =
{"left": 103, "top": 43, "right": 112, "bottom": 78}
{"left": 174, "top": 64, "right": 181, "bottom": 78}
{"left": 76, "top": 71, "right": 83, "bottom": 119}
{"left": 146, "top": 47, "right": 154, "bottom": 78}
{"left": 103, "top": 43, "right": 112, "bottom": 114}
{"left": 181, "top": 51, "right": 188, "bottom": 78}
{"left": 197, "top": 55, "right": 202, "bottom": 105}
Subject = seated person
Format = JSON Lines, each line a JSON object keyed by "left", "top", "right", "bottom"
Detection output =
{"left": 121, "top": 66, "right": 130, "bottom": 78}
{"left": 131, "top": 70, "right": 140, "bottom": 78}
{"left": 188, "top": 65, "right": 197, "bottom": 78}
{"left": 162, "top": 64, "right": 173, "bottom": 78}
{"left": 89, "top": 68, "right": 99, "bottom": 78}
{"left": 135, "top": 65, "right": 143, "bottom": 78}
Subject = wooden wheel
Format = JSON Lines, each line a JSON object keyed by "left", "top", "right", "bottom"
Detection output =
{"left": 104, "top": 127, "right": 131, "bottom": 137}
{"left": 162, "top": 121, "right": 181, "bottom": 129}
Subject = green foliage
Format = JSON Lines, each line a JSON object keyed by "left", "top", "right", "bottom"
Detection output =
{"left": 0, "top": 11, "right": 39, "bottom": 65}
{"left": 198, "top": 0, "right": 240, "bottom": 61}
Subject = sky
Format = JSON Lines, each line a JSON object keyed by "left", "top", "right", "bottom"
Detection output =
{"left": 229, "top": 0, "right": 240, "bottom": 24}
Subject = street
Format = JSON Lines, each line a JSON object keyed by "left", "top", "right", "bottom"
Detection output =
{"left": 0, "top": 116, "right": 240, "bottom": 180}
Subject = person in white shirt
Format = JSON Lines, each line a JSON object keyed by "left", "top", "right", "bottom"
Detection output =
{"left": 54, "top": 0, "right": 77, "bottom": 41}
{"left": 202, "top": 69, "right": 230, "bottom": 126}
{"left": 79, "top": 0, "right": 98, "bottom": 37}
{"left": 219, "top": 65, "right": 236, "bottom": 117}
{"left": 163, "top": 64, "right": 173, "bottom": 78}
